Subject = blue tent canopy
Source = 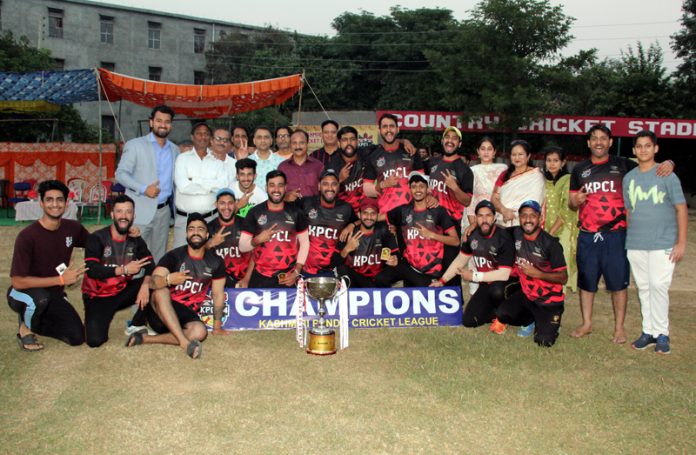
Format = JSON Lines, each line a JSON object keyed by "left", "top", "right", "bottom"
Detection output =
{"left": 0, "top": 69, "right": 97, "bottom": 105}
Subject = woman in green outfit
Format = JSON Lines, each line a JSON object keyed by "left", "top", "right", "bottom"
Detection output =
{"left": 542, "top": 146, "right": 578, "bottom": 293}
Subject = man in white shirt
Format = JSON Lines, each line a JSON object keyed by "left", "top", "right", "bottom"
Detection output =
{"left": 249, "top": 126, "right": 285, "bottom": 188}
{"left": 232, "top": 158, "right": 267, "bottom": 218}
{"left": 172, "top": 122, "right": 227, "bottom": 248}
{"left": 210, "top": 127, "right": 236, "bottom": 186}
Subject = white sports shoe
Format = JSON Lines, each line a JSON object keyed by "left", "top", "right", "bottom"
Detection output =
{"left": 124, "top": 324, "right": 157, "bottom": 336}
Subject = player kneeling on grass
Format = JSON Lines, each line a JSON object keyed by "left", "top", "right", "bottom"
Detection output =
{"left": 125, "top": 213, "right": 228, "bottom": 359}
{"left": 624, "top": 130, "right": 687, "bottom": 355}
{"left": 495, "top": 201, "right": 568, "bottom": 347}
{"left": 82, "top": 195, "right": 154, "bottom": 347}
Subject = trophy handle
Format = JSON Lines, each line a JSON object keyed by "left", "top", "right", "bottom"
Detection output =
{"left": 336, "top": 275, "right": 351, "bottom": 297}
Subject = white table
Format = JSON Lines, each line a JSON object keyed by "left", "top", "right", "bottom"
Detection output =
{"left": 15, "top": 200, "right": 78, "bottom": 221}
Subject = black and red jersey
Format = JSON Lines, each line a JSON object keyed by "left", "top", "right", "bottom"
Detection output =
{"left": 364, "top": 145, "right": 424, "bottom": 214}
{"left": 208, "top": 217, "right": 252, "bottom": 281}
{"left": 301, "top": 196, "right": 355, "bottom": 274}
{"left": 339, "top": 222, "right": 398, "bottom": 278}
{"left": 326, "top": 154, "right": 366, "bottom": 215}
{"left": 157, "top": 246, "right": 226, "bottom": 312}
{"left": 512, "top": 227, "right": 567, "bottom": 306}
{"left": 241, "top": 201, "right": 309, "bottom": 278}
{"left": 569, "top": 155, "right": 637, "bottom": 232}
{"left": 427, "top": 155, "right": 474, "bottom": 223}
{"left": 387, "top": 202, "right": 456, "bottom": 276}
{"left": 82, "top": 226, "right": 154, "bottom": 298}
{"left": 460, "top": 225, "right": 514, "bottom": 275}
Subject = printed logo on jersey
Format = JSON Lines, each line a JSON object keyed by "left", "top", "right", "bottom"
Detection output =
{"left": 377, "top": 156, "right": 386, "bottom": 167}
{"left": 581, "top": 169, "right": 591, "bottom": 178}
{"left": 308, "top": 208, "right": 318, "bottom": 220}
{"left": 103, "top": 246, "right": 112, "bottom": 257}
{"left": 66, "top": 236, "right": 73, "bottom": 247}
{"left": 515, "top": 240, "right": 522, "bottom": 250}
{"left": 180, "top": 263, "right": 187, "bottom": 273}
{"left": 258, "top": 214, "right": 267, "bottom": 225}
{"left": 609, "top": 165, "right": 621, "bottom": 174}
{"left": 406, "top": 214, "right": 413, "bottom": 224}
{"left": 204, "top": 266, "right": 212, "bottom": 277}
{"left": 470, "top": 239, "right": 478, "bottom": 250}
{"left": 198, "top": 291, "right": 230, "bottom": 330}
{"left": 430, "top": 164, "right": 438, "bottom": 173}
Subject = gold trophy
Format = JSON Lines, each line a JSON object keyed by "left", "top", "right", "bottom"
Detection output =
{"left": 304, "top": 277, "right": 340, "bottom": 355}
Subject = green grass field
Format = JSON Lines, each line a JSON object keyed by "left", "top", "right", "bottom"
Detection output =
{"left": 1, "top": 278, "right": 694, "bottom": 454}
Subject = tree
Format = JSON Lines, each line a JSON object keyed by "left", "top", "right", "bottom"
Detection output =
{"left": 671, "top": 0, "right": 696, "bottom": 116}
{"left": 426, "top": 0, "right": 574, "bottom": 128}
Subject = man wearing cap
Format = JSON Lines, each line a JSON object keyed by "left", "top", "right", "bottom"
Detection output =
{"left": 387, "top": 172, "right": 459, "bottom": 286}
{"left": 432, "top": 200, "right": 518, "bottom": 330}
{"left": 172, "top": 122, "right": 228, "bottom": 248}
{"left": 496, "top": 201, "right": 568, "bottom": 347}
{"left": 300, "top": 169, "right": 355, "bottom": 278}
{"left": 278, "top": 129, "right": 325, "bottom": 201}
{"left": 325, "top": 126, "right": 367, "bottom": 216}
{"left": 116, "top": 105, "right": 179, "bottom": 263}
{"left": 207, "top": 189, "right": 254, "bottom": 288}
{"left": 336, "top": 197, "right": 399, "bottom": 288}
{"left": 364, "top": 114, "right": 426, "bottom": 215}
{"left": 232, "top": 158, "right": 267, "bottom": 219}
{"left": 427, "top": 126, "right": 473, "bottom": 228}
{"left": 126, "top": 213, "right": 228, "bottom": 359}
{"left": 239, "top": 170, "right": 310, "bottom": 288}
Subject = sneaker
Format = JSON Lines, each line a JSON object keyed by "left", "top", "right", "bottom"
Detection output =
{"left": 655, "top": 335, "right": 671, "bottom": 355}
{"left": 517, "top": 322, "right": 535, "bottom": 337}
{"left": 125, "top": 324, "right": 156, "bottom": 337}
{"left": 489, "top": 318, "right": 507, "bottom": 335}
{"left": 631, "top": 332, "right": 656, "bottom": 350}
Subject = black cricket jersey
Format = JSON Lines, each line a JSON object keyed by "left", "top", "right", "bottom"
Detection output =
{"left": 241, "top": 201, "right": 309, "bottom": 278}
{"left": 339, "top": 222, "right": 398, "bottom": 278}
{"left": 387, "top": 202, "right": 456, "bottom": 276}
{"left": 325, "top": 153, "right": 366, "bottom": 215}
{"left": 569, "top": 155, "right": 637, "bottom": 232}
{"left": 158, "top": 246, "right": 226, "bottom": 312}
{"left": 460, "top": 225, "right": 515, "bottom": 275}
{"left": 427, "top": 155, "right": 474, "bottom": 223}
{"left": 83, "top": 226, "right": 154, "bottom": 298}
{"left": 364, "top": 145, "right": 424, "bottom": 214}
{"left": 208, "top": 217, "right": 252, "bottom": 281}
{"left": 512, "top": 227, "right": 567, "bottom": 306}
{"left": 301, "top": 196, "right": 355, "bottom": 275}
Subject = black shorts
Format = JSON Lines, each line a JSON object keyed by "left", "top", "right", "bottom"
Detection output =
{"left": 146, "top": 300, "right": 202, "bottom": 334}
{"left": 577, "top": 230, "right": 630, "bottom": 292}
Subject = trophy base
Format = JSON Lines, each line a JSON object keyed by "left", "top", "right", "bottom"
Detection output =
{"left": 306, "top": 330, "right": 336, "bottom": 355}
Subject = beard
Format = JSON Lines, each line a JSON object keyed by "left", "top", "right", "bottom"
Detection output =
{"left": 187, "top": 235, "right": 207, "bottom": 250}
{"left": 152, "top": 127, "right": 170, "bottom": 139}
{"left": 113, "top": 219, "right": 133, "bottom": 235}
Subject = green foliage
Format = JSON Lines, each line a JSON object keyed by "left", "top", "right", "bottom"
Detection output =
{"left": 671, "top": 0, "right": 696, "bottom": 116}
{"left": 0, "top": 31, "right": 53, "bottom": 71}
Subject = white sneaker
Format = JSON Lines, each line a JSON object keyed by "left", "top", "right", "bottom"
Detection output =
{"left": 124, "top": 324, "right": 156, "bottom": 336}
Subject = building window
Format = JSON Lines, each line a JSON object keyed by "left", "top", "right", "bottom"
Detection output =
{"left": 194, "top": 28, "right": 206, "bottom": 53}
{"left": 193, "top": 71, "right": 206, "bottom": 85}
{"left": 48, "top": 8, "right": 64, "bottom": 38}
{"left": 148, "top": 66, "right": 162, "bottom": 81}
{"left": 148, "top": 21, "right": 161, "bottom": 49}
{"left": 102, "top": 115, "right": 116, "bottom": 139}
{"left": 100, "top": 15, "right": 113, "bottom": 44}
{"left": 101, "top": 61, "right": 115, "bottom": 72}
{"left": 53, "top": 59, "right": 65, "bottom": 71}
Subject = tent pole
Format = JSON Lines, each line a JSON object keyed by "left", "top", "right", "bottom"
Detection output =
{"left": 96, "top": 68, "right": 104, "bottom": 224}
{"left": 297, "top": 70, "right": 305, "bottom": 126}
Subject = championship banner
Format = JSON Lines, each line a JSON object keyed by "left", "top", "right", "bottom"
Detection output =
{"left": 198, "top": 287, "right": 463, "bottom": 331}
{"left": 303, "top": 125, "right": 379, "bottom": 153}
{"left": 377, "top": 110, "right": 696, "bottom": 139}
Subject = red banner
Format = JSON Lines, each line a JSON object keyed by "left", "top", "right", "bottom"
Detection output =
{"left": 377, "top": 111, "right": 696, "bottom": 139}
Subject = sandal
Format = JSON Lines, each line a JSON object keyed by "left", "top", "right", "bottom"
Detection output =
{"left": 125, "top": 331, "right": 144, "bottom": 348}
{"left": 186, "top": 340, "right": 202, "bottom": 359}
{"left": 16, "top": 333, "right": 44, "bottom": 352}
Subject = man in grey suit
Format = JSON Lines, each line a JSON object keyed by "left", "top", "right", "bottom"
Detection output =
{"left": 116, "top": 105, "right": 179, "bottom": 263}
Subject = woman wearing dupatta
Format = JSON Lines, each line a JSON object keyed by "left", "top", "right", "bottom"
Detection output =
{"left": 491, "top": 140, "right": 545, "bottom": 227}
{"left": 463, "top": 137, "right": 508, "bottom": 236}
{"left": 542, "top": 146, "right": 578, "bottom": 293}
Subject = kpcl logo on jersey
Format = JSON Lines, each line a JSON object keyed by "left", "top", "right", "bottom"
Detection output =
{"left": 406, "top": 214, "right": 413, "bottom": 224}
{"left": 258, "top": 214, "right": 267, "bottom": 226}
{"left": 308, "top": 209, "right": 318, "bottom": 220}
{"left": 470, "top": 239, "right": 478, "bottom": 250}
{"left": 103, "top": 246, "right": 112, "bottom": 257}
{"left": 65, "top": 236, "right": 73, "bottom": 247}
{"left": 515, "top": 240, "right": 522, "bottom": 251}
{"left": 376, "top": 157, "right": 386, "bottom": 168}
{"left": 581, "top": 169, "right": 592, "bottom": 179}
{"left": 198, "top": 291, "right": 230, "bottom": 330}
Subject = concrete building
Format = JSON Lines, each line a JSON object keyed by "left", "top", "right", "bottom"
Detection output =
{"left": 0, "top": 0, "right": 264, "bottom": 141}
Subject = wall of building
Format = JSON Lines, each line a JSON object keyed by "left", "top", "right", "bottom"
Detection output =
{"left": 1, "top": 0, "right": 262, "bottom": 142}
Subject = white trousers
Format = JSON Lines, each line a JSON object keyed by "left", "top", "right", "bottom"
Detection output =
{"left": 627, "top": 249, "right": 675, "bottom": 337}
